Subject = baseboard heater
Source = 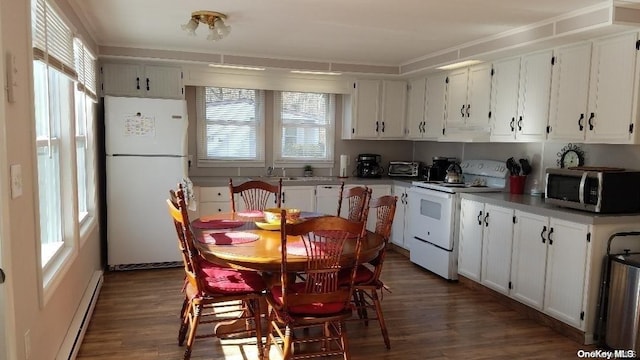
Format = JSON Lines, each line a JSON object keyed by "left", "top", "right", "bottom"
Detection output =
{"left": 56, "top": 270, "right": 104, "bottom": 360}
{"left": 109, "top": 261, "right": 182, "bottom": 271}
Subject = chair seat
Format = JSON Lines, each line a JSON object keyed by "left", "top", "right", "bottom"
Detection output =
{"left": 338, "top": 265, "right": 374, "bottom": 285}
{"left": 188, "top": 267, "right": 266, "bottom": 296}
{"left": 196, "top": 258, "right": 229, "bottom": 277}
{"left": 270, "top": 282, "right": 347, "bottom": 315}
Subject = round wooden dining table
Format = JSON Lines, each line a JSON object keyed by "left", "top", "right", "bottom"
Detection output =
{"left": 191, "top": 211, "right": 385, "bottom": 273}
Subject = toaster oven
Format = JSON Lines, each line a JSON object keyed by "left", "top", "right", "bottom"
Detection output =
{"left": 388, "top": 161, "right": 421, "bottom": 177}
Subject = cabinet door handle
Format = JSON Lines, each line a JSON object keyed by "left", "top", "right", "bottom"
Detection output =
{"left": 510, "top": 117, "right": 515, "bottom": 132}
{"left": 541, "top": 225, "right": 547, "bottom": 243}
{"left": 146, "top": 78, "right": 150, "bottom": 91}
{"left": 517, "top": 116, "right": 523, "bottom": 131}
{"left": 477, "top": 210, "right": 483, "bottom": 225}
{"left": 381, "top": 121, "right": 385, "bottom": 132}
{"left": 588, "top": 112, "right": 595, "bottom": 131}
{"left": 281, "top": 191, "right": 285, "bottom": 203}
{"left": 460, "top": 105, "right": 466, "bottom": 117}
{"left": 484, "top": 212, "right": 489, "bottom": 227}
{"left": 466, "top": 104, "right": 470, "bottom": 117}
{"left": 548, "top": 227, "right": 554, "bottom": 245}
{"left": 136, "top": 77, "right": 140, "bottom": 90}
{"left": 578, "top": 113, "right": 585, "bottom": 131}
{"left": 376, "top": 121, "right": 379, "bottom": 132}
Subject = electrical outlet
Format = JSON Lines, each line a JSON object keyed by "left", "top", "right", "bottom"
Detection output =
{"left": 24, "top": 329, "right": 31, "bottom": 359}
{"left": 10, "top": 164, "right": 22, "bottom": 199}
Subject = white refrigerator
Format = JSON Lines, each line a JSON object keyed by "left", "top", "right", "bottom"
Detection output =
{"left": 104, "top": 96, "right": 188, "bottom": 269}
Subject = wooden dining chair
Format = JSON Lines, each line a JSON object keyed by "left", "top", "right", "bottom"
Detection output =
{"left": 167, "top": 185, "right": 266, "bottom": 360}
{"left": 337, "top": 182, "right": 371, "bottom": 222}
{"left": 229, "top": 178, "right": 282, "bottom": 212}
{"left": 346, "top": 195, "right": 397, "bottom": 349}
{"left": 264, "top": 212, "right": 367, "bottom": 360}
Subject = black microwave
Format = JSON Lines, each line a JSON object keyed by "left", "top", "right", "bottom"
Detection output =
{"left": 545, "top": 168, "right": 640, "bottom": 213}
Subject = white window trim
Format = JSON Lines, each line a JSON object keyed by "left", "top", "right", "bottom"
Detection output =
{"left": 195, "top": 87, "right": 266, "bottom": 168}
{"left": 272, "top": 91, "right": 335, "bottom": 169}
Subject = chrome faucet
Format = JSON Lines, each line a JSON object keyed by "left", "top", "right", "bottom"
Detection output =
{"left": 266, "top": 166, "right": 274, "bottom": 177}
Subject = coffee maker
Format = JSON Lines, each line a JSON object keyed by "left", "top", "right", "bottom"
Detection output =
{"left": 356, "top": 154, "right": 383, "bottom": 178}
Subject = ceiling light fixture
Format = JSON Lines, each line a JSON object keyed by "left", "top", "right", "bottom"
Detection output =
{"left": 182, "top": 10, "right": 231, "bottom": 41}
{"left": 436, "top": 60, "right": 484, "bottom": 70}
{"left": 208, "top": 64, "right": 266, "bottom": 71}
{"left": 290, "top": 70, "right": 342, "bottom": 76}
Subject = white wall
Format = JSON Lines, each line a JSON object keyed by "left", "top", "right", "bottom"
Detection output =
{"left": 1, "top": 0, "right": 102, "bottom": 359}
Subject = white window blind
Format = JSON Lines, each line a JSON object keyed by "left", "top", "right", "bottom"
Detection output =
{"left": 32, "top": 0, "right": 77, "bottom": 79}
{"left": 74, "top": 39, "right": 97, "bottom": 99}
{"left": 274, "top": 91, "right": 335, "bottom": 166}
{"left": 196, "top": 87, "right": 265, "bottom": 166}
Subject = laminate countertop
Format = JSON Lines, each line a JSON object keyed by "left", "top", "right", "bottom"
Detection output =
{"left": 460, "top": 192, "right": 640, "bottom": 226}
{"left": 189, "top": 176, "right": 414, "bottom": 188}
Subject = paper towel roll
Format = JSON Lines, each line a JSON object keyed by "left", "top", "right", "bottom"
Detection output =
{"left": 339, "top": 154, "right": 349, "bottom": 178}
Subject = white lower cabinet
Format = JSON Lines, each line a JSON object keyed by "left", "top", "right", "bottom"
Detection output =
{"left": 390, "top": 184, "right": 409, "bottom": 249}
{"left": 480, "top": 204, "right": 515, "bottom": 295}
{"left": 458, "top": 198, "right": 485, "bottom": 281}
{"left": 281, "top": 186, "right": 316, "bottom": 212}
{"left": 491, "top": 208, "right": 590, "bottom": 329}
{"left": 315, "top": 184, "right": 342, "bottom": 215}
{"left": 543, "top": 218, "right": 589, "bottom": 328}
{"left": 510, "top": 211, "right": 549, "bottom": 310}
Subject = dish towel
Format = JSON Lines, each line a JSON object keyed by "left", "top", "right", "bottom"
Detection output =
{"left": 182, "top": 177, "right": 197, "bottom": 211}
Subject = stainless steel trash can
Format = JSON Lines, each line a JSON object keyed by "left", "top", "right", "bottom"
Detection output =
{"left": 606, "top": 253, "right": 640, "bottom": 351}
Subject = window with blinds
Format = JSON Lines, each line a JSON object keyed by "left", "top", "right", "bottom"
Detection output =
{"left": 32, "top": 0, "right": 76, "bottom": 79}
{"left": 196, "top": 87, "right": 265, "bottom": 166}
{"left": 274, "top": 91, "right": 335, "bottom": 166}
{"left": 31, "top": 0, "right": 99, "bottom": 276}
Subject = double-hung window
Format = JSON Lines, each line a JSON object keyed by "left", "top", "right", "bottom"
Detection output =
{"left": 274, "top": 91, "right": 335, "bottom": 167}
{"left": 196, "top": 87, "right": 265, "bottom": 167}
{"left": 73, "top": 39, "right": 98, "bottom": 228}
{"left": 32, "top": 0, "right": 98, "bottom": 280}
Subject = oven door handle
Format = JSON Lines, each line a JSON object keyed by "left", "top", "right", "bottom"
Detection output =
{"left": 579, "top": 172, "right": 588, "bottom": 205}
{"left": 409, "top": 188, "right": 453, "bottom": 200}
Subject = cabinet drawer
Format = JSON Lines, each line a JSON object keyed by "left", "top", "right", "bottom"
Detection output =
{"left": 200, "top": 201, "right": 231, "bottom": 215}
{"left": 199, "top": 187, "right": 229, "bottom": 202}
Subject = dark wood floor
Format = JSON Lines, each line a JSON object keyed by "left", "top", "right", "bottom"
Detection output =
{"left": 77, "top": 251, "right": 594, "bottom": 359}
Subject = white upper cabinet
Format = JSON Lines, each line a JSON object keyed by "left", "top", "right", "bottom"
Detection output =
{"left": 425, "top": 73, "right": 447, "bottom": 139}
{"left": 548, "top": 32, "right": 640, "bottom": 144}
{"left": 101, "top": 63, "right": 184, "bottom": 99}
{"left": 587, "top": 32, "right": 639, "bottom": 143}
{"left": 443, "top": 63, "right": 492, "bottom": 138}
{"left": 491, "top": 50, "right": 552, "bottom": 142}
{"left": 343, "top": 79, "right": 406, "bottom": 139}
{"left": 406, "top": 77, "right": 427, "bottom": 139}
{"left": 406, "top": 73, "right": 446, "bottom": 140}
{"left": 547, "top": 42, "right": 592, "bottom": 141}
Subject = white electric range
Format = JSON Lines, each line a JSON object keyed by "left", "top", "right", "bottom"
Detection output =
{"left": 407, "top": 159, "right": 508, "bottom": 280}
